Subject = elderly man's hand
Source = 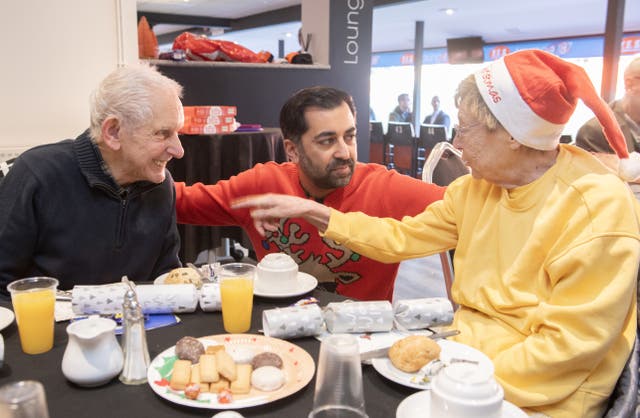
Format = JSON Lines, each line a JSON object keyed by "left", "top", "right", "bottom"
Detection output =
{"left": 232, "top": 194, "right": 331, "bottom": 236}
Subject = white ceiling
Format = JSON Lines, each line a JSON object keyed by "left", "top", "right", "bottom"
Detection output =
{"left": 137, "top": 0, "right": 640, "bottom": 54}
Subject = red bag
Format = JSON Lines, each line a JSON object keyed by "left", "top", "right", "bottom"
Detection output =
{"left": 138, "top": 16, "right": 158, "bottom": 59}
{"left": 172, "top": 32, "right": 268, "bottom": 63}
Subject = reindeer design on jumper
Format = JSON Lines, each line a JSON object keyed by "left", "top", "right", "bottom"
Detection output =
{"left": 259, "top": 219, "right": 362, "bottom": 286}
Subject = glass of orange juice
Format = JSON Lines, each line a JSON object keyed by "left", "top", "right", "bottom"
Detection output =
{"left": 219, "top": 263, "right": 256, "bottom": 334}
{"left": 7, "top": 277, "right": 58, "bottom": 355}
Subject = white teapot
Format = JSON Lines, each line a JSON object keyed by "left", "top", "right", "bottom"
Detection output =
{"left": 61, "top": 317, "right": 123, "bottom": 387}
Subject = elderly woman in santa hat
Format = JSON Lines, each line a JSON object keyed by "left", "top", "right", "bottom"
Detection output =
{"left": 234, "top": 50, "right": 639, "bottom": 418}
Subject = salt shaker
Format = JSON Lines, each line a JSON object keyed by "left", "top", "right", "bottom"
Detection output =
{"left": 119, "top": 282, "right": 150, "bottom": 385}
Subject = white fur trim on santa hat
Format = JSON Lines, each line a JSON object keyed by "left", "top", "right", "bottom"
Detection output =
{"left": 619, "top": 152, "right": 640, "bottom": 182}
{"left": 474, "top": 59, "right": 565, "bottom": 151}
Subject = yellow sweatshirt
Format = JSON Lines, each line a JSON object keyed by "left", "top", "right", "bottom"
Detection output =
{"left": 325, "top": 145, "right": 639, "bottom": 418}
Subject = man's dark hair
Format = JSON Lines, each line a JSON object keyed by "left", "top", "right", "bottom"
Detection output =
{"left": 280, "top": 86, "right": 356, "bottom": 144}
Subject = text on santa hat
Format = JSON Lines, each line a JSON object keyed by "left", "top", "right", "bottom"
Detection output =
{"left": 480, "top": 67, "right": 502, "bottom": 103}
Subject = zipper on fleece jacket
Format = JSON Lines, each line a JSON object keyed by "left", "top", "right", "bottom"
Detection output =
{"left": 115, "top": 190, "right": 129, "bottom": 249}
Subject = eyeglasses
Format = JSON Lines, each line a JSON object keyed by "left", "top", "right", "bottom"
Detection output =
{"left": 453, "top": 122, "right": 482, "bottom": 139}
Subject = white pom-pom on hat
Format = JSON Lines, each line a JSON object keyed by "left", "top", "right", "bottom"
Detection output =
{"left": 474, "top": 49, "right": 631, "bottom": 180}
{"left": 619, "top": 152, "right": 640, "bottom": 182}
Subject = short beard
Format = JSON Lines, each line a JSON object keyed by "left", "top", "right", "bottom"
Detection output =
{"left": 298, "top": 148, "right": 355, "bottom": 190}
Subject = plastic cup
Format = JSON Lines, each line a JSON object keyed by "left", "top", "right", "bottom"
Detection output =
{"left": 7, "top": 277, "right": 58, "bottom": 354}
{"left": 219, "top": 263, "right": 256, "bottom": 333}
{"left": 0, "top": 380, "right": 50, "bottom": 418}
{"left": 308, "top": 334, "right": 369, "bottom": 418}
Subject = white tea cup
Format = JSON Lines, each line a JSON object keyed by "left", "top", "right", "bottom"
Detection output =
{"left": 430, "top": 362, "right": 503, "bottom": 418}
{"left": 256, "top": 253, "right": 299, "bottom": 292}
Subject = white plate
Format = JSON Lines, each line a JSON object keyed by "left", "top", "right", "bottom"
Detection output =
{"left": 253, "top": 272, "right": 317, "bottom": 298}
{"left": 147, "top": 334, "right": 315, "bottom": 409}
{"left": 0, "top": 307, "right": 15, "bottom": 331}
{"left": 372, "top": 339, "right": 493, "bottom": 390}
{"left": 396, "top": 390, "right": 527, "bottom": 418}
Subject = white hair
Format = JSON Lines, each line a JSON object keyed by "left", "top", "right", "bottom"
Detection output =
{"left": 89, "top": 63, "right": 183, "bottom": 141}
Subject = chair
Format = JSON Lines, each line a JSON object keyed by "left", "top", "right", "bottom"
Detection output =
{"left": 369, "top": 121, "right": 385, "bottom": 165}
{"left": 422, "top": 142, "right": 470, "bottom": 309}
{"left": 603, "top": 334, "right": 639, "bottom": 417}
{"left": 384, "top": 122, "right": 415, "bottom": 176}
{"left": 602, "top": 276, "right": 640, "bottom": 417}
{"left": 559, "top": 134, "right": 573, "bottom": 144}
{"left": 416, "top": 124, "right": 448, "bottom": 178}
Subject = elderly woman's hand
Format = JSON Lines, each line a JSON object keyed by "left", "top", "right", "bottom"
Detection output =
{"left": 232, "top": 194, "right": 331, "bottom": 236}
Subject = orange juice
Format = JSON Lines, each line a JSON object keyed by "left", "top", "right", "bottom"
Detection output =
{"left": 12, "top": 289, "right": 56, "bottom": 354}
{"left": 220, "top": 277, "right": 254, "bottom": 333}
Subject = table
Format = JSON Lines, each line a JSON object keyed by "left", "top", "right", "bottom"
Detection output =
{"left": 168, "top": 129, "right": 288, "bottom": 262}
{"left": 0, "top": 290, "right": 415, "bottom": 418}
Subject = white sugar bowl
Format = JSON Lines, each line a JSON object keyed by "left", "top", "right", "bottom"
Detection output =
{"left": 430, "top": 362, "right": 504, "bottom": 418}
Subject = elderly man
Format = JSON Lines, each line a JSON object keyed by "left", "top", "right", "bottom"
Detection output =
{"left": 235, "top": 50, "right": 639, "bottom": 417}
{"left": 174, "top": 86, "right": 445, "bottom": 301}
{"left": 577, "top": 57, "right": 640, "bottom": 154}
{"left": 0, "top": 64, "right": 184, "bottom": 292}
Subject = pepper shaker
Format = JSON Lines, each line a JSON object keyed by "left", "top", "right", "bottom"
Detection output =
{"left": 119, "top": 282, "right": 150, "bottom": 385}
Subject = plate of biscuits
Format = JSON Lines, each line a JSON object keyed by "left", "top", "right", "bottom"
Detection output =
{"left": 371, "top": 337, "right": 493, "bottom": 390}
{"left": 147, "top": 333, "right": 315, "bottom": 409}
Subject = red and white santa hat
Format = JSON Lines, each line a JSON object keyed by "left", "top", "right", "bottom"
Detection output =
{"left": 473, "top": 49, "right": 640, "bottom": 181}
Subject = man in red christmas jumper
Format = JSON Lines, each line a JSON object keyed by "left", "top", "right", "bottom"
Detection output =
{"left": 174, "top": 86, "right": 445, "bottom": 301}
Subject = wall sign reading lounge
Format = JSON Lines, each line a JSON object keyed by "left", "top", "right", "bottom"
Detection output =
{"left": 344, "top": 0, "right": 365, "bottom": 64}
{"left": 371, "top": 32, "right": 640, "bottom": 67}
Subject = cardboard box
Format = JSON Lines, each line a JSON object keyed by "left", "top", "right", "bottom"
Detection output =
{"left": 183, "top": 106, "right": 237, "bottom": 118}
{"left": 179, "top": 123, "right": 238, "bottom": 135}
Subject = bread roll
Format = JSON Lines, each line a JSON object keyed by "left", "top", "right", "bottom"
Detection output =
{"left": 165, "top": 267, "right": 203, "bottom": 288}
{"left": 388, "top": 335, "right": 441, "bottom": 373}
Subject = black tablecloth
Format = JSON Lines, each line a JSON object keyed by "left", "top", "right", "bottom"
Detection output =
{"left": 0, "top": 290, "right": 415, "bottom": 418}
{"left": 168, "top": 129, "right": 288, "bottom": 262}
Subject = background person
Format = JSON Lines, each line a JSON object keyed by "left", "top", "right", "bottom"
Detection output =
{"left": 234, "top": 50, "right": 640, "bottom": 418}
{"left": 388, "top": 93, "right": 413, "bottom": 123}
{"left": 174, "top": 86, "right": 445, "bottom": 301}
{"left": 423, "top": 95, "right": 451, "bottom": 137}
{"left": 576, "top": 56, "right": 640, "bottom": 154}
{"left": 0, "top": 64, "right": 184, "bottom": 292}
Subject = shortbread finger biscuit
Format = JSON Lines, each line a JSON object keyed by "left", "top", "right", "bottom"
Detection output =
{"left": 230, "top": 364, "right": 252, "bottom": 394}
{"left": 170, "top": 359, "right": 192, "bottom": 390}
{"left": 199, "top": 354, "right": 220, "bottom": 382}
{"left": 215, "top": 350, "right": 237, "bottom": 381}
